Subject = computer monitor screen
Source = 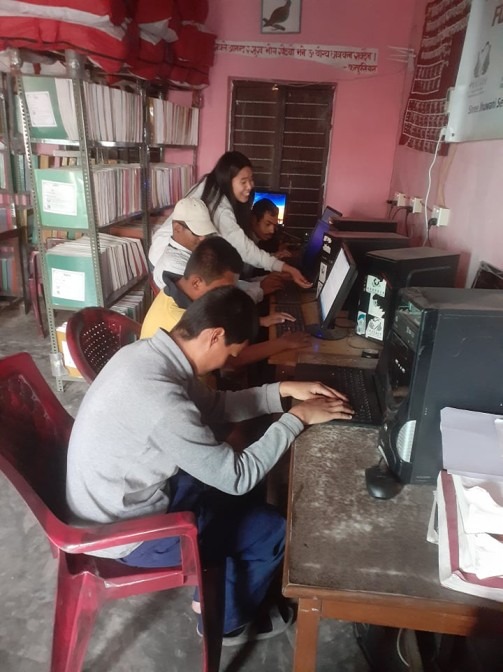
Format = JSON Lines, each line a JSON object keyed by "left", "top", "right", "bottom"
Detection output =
{"left": 252, "top": 190, "right": 288, "bottom": 225}
{"left": 471, "top": 261, "right": 503, "bottom": 290}
{"left": 301, "top": 219, "right": 330, "bottom": 280}
{"left": 319, "top": 244, "right": 357, "bottom": 328}
{"left": 321, "top": 205, "right": 343, "bottom": 223}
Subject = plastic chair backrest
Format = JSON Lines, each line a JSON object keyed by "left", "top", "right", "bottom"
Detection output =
{"left": 65, "top": 307, "right": 141, "bottom": 383}
{"left": 0, "top": 352, "right": 74, "bottom": 536}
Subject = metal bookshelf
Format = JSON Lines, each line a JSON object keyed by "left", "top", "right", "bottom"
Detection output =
{"left": 14, "top": 50, "right": 149, "bottom": 391}
{"left": 0, "top": 72, "right": 29, "bottom": 312}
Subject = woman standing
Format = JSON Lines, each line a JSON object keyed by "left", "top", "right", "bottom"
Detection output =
{"left": 149, "top": 151, "right": 311, "bottom": 288}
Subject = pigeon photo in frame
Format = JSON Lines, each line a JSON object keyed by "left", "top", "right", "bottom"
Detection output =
{"left": 261, "top": 0, "right": 302, "bottom": 34}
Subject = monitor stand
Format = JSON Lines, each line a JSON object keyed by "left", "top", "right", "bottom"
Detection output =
{"left": 305, "top": 324, "right": 347, "bottom": 340}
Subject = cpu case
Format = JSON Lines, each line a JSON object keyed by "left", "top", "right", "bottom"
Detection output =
{"left": 379, "top": 287, "right": 503, "bottom": 485}
{"left": 356, "top": 247, "right": 460, "bottom": 344}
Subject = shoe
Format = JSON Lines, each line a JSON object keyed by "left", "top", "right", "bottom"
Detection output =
{"left": 196, "top": 603, "right": 294, "bottom": 647}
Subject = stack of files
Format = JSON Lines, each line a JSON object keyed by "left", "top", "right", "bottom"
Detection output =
{"left": 436, "top": 407, "right": 503, "bottom": 601}
{"left": 23, "top": 76, "right": 143, "bottom": 144}
{"left": 34, "top": 165, "right": 142, "bottom": 229}
{"left": 150, "top": 163, "right": 193, "bottom": 209}
{"left": 0, "top": 247, "right": 18, "bottom": 294}
{"left": 45, "top": 233, "right": 147, "bottom": 309}
{"left": 112, "top": 289, "right": 147, "bottom": 322}
{"left": 148, "top": 98, "right": 199, "bottom": 145}
{"left": 83, "top": 82, "right": 143, "bottom": 143}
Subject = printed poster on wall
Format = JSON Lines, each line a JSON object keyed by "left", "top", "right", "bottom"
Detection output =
{"left": 399, "top": 0, "right": 470, "bottom": 154}
{"left": 446, "top": 0, "right": 503, "bottom": 142}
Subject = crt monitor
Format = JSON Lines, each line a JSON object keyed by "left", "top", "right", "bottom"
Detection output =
{"left": 252, "top": 189, "right": 288, "bottom": 226}
{"left": 305, "top": 243, "right": 358, "bottom": 340}
{"left": 300, "top": 218, "right": 330, "bottom": 281}
{"left": 321, "top": 205, "right": 343, "bottom": 223}
{"left": 471, "top": 260, "right": 503, "bottom": 290}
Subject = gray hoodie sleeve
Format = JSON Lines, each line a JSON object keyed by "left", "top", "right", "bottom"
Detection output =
{"left": 149, "top": 383, "right": 304, "bottom": 495}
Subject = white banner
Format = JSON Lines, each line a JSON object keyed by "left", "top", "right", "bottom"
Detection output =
{"left": 446, "top": 0, "right": 503, "bottom": 142}
{"left": 215, "top": 40, "right": 378, "bottom": 74}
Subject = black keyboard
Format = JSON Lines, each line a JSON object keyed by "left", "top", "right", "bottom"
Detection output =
{"left": 274, "top": 285, "right": 300, "bottom": 304}
{"left": 327, "top": 367, "right": 374, "bottom": 425}
{"left": 295, "top": 363, "right": 381, "bottom": 425}
{"left": 274, "top": 302, "right": 305, "bottom": 335}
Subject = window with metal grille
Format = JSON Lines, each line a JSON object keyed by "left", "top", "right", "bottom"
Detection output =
{"left": 230, "top": 80, "right": 335, "bottom": 233}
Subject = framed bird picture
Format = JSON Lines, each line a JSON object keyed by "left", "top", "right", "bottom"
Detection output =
{"left": 261, "top": 0, "right": 302, "bottom": 34}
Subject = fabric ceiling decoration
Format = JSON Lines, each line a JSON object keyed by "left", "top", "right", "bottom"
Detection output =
{"left": 0, "top": 0, "right": 216, "bottom": 86}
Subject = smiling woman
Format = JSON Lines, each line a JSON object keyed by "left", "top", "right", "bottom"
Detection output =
{"left": 149, "top": 150, "right": 312, "bottom": 288}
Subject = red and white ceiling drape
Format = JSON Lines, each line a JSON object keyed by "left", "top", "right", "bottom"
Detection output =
{"left": 0, "top": 0, "right": 216, "bottom": 86}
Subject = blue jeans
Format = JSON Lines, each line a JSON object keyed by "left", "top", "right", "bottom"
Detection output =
{"left": 119, "top": 471, "right": 285, "bottom": 633}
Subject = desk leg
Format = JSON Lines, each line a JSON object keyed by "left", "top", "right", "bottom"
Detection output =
{"left": 293, "top": 597, "right": 321, "bottom": 672}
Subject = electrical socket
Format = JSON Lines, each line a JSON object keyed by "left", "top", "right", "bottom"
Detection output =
{"left": 410, "top": 197, "right": 423, "bottom": 214}
{"left": 394, "top": 192, "right": 407, "bottom": 207}
{"left": 431, "top": 205, "right": 450, "bottom": 227}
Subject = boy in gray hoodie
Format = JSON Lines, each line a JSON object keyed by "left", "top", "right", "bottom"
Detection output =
{"left": 66, "top": 286, "right": 352, "bottom": 642}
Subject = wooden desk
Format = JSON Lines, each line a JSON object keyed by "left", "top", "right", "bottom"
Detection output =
{"left": 283, "top": 424, "right": 503, "bottom": 672}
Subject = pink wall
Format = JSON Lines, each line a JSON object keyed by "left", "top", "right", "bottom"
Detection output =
{"left": 201, "top": 0, "right": 416, "bottom": 219}
{"left": 390, "top": 0, "right": 503, "bottom": 284}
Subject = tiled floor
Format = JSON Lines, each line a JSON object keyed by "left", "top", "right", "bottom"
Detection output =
{"left": 0, "top": 303, "right": 369, "bottom": 672}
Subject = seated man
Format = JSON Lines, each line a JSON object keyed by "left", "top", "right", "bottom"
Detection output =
{"left": 153, "top": 195, "right": 285, "bottom": 300}
{"left": 66, "top": 286, "right": 353, "bottom": 642}
{"left": 142, "top": 236, "right": 311, "bottom": 368}
{"left": 152, "top": 196, "right": 217, "bottom": 288}
{"left": 243, "top": 198, "right": 293, "bottom": 279}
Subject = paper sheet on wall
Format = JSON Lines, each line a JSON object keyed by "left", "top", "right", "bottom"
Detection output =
{"left": 51, "top": 268, "right": 86, "bottom": 302}
{"left": 25, "top": 91, "right": 57, "bottom": 128}
{"left": 41, "top": 180, "right": 77, "bottom": 216}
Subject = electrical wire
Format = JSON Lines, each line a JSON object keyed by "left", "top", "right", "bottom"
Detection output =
{"left": 423, "top": 128, "right": 446, "bottom": 246}
{"left": 396, "top": 628, "right": 411, "bottom": 667}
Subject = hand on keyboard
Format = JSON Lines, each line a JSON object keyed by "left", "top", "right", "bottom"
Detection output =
{"left": 278, "top": 331, "right": 312, "bottom": 350}
{"left": 289, "top": 396, "right": 355, "bottom": 425}
{"left": 260, "top": 311, "right": 296, "bottom": 328}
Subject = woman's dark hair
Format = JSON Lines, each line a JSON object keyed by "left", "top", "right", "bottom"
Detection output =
{"left": 199, "top": 151, "right": 253, "bottom": 231}
{"left": 173, "top": 286, "right": 259, "bottom": 345}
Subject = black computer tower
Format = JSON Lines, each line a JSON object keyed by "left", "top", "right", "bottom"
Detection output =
{"left": 356, "top": 247, "right": 460, "bottom": 343}
{"left": 331, "top": 217, "right": 398, "bottom": 233}
{"left": 379, "top": 287, "right": 503, "bottom": 485}
{"left": 317, "top": 231, "right": 410, "bottom": 318}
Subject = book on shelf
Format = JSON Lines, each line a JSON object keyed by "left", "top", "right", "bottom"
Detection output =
{"left": 45, "top": 233, "right": 147, "bottom": 309}
{"left": 0, "top": 245, "right": 19, "bottom": 295}
{"left": 149, "top": 163, "right": 193, "bottom": 209}
{"left": 148, "top": 97, "right": 199, "bottom": 145}
{"left": 34, "top": 164, "right": 142, "bottom": 229}
{"left": 23, "top": 76, "right": 144, "bottom": 144}
{"left": 111, "top": 289, "right": 147, "bottom": 322}
{"left": 56, "top": 322, "right": 83, "bottom": 379}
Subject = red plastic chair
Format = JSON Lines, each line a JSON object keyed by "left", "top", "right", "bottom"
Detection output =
{"left": 0, "top": 352, "right": 222, "bottom": 672}
{"left": 65, "top": 307, "right": 142, "bottom": 383}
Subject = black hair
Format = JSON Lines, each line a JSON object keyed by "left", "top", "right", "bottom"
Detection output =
{"left": 184, "top": 237, "right": 243, "bottom": 283}
{"left": 173, "top": 286, "right": 259, "bottom": 345}
{"left": 198, "top": 151, "right": 253, "bottom": 231}
{"left": 251, "top": 198, "right": 279, "bottom": 222}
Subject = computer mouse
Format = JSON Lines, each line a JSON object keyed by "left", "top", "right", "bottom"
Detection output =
{"left": 365, "top": 464, "right": 403, "bottom": 500}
